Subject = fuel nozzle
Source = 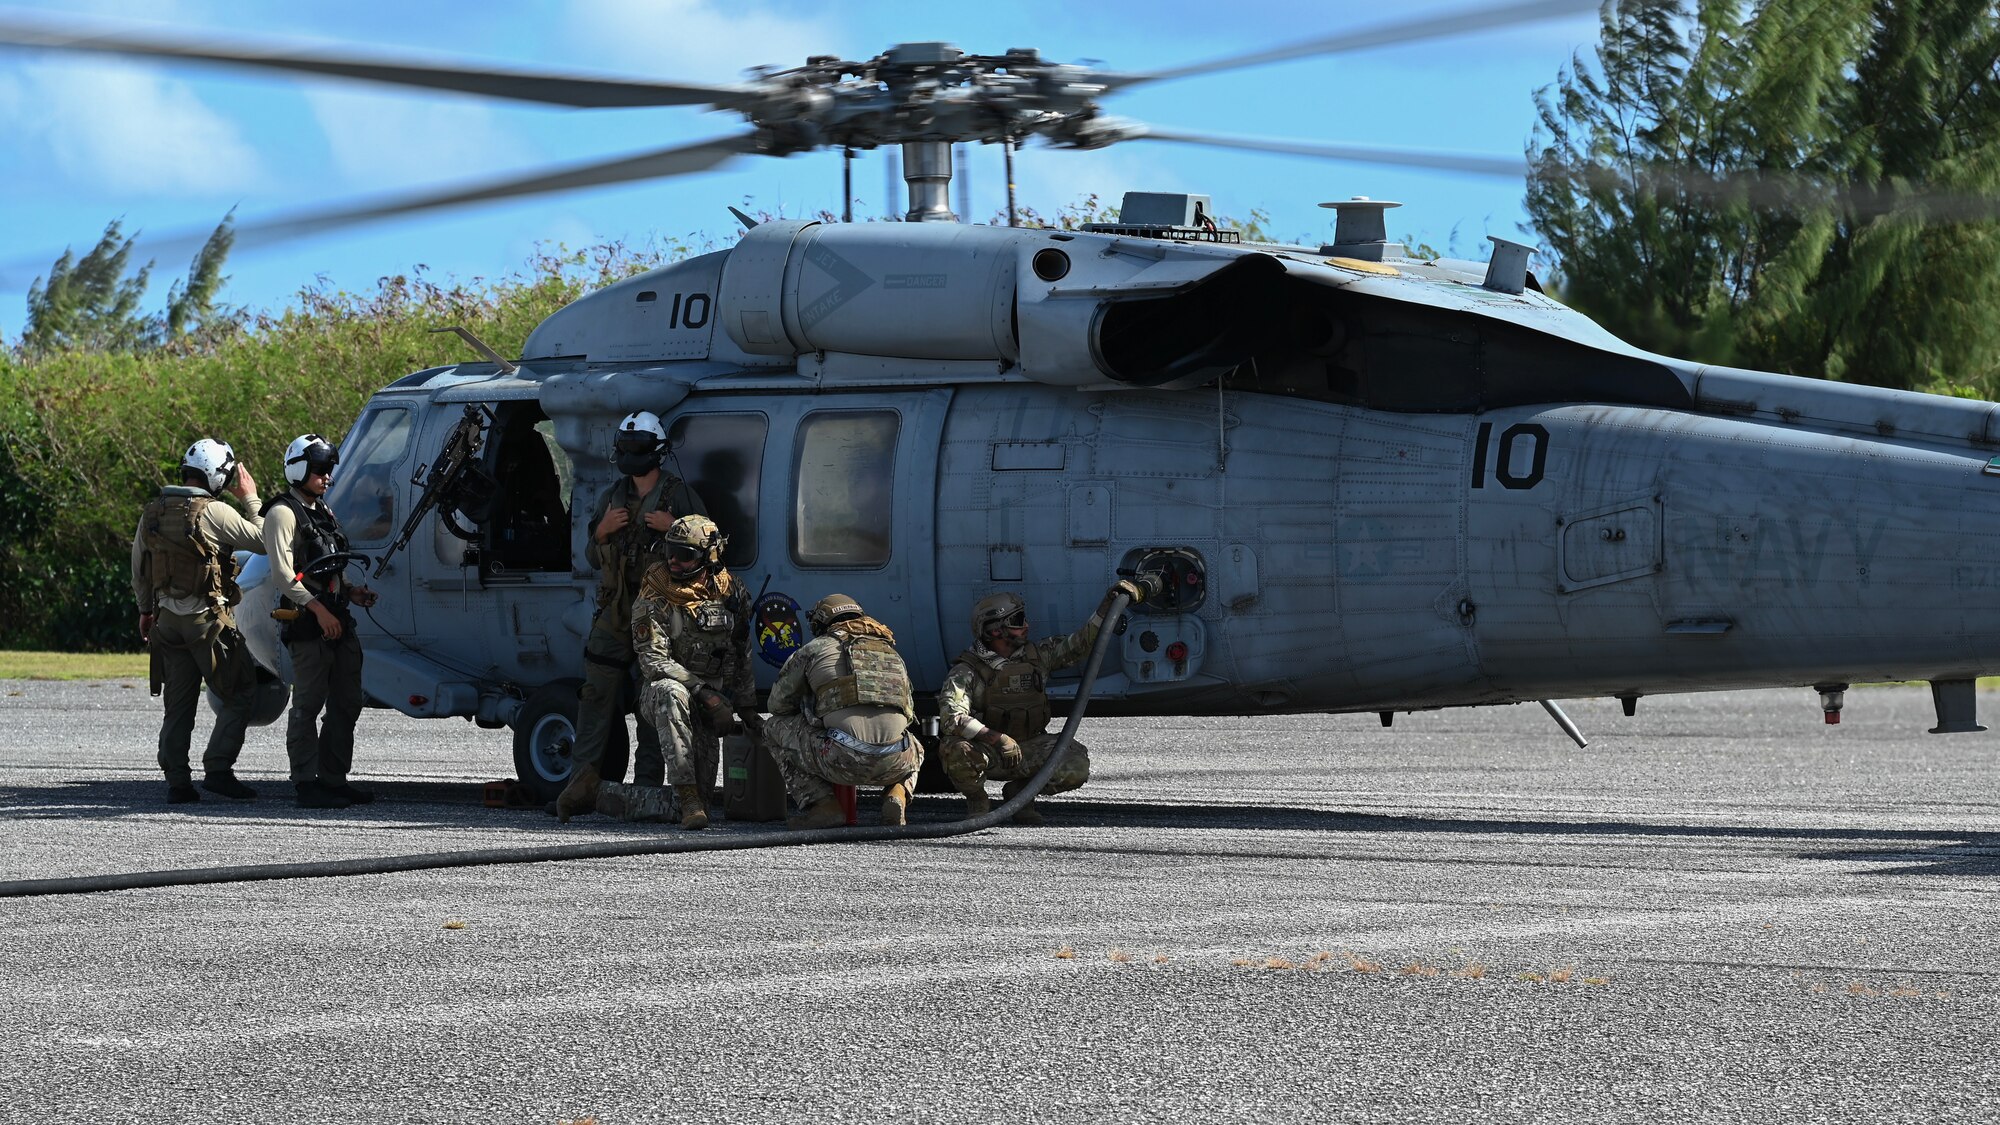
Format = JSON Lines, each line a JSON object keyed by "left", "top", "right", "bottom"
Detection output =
{"left": 1815, "top": 682, "right": 1848, "bottom": 725}
{"left": 1132, "top": 571, "right": 1166, "bottom": 603}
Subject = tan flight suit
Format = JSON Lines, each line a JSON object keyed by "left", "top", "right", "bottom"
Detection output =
{"left": 130, "top": 484, "right": 265, "bottom": 786}
{"left": 764, "top": 618, "right": 923, "bottom": 809}
{"left": 936, "top": 615, "right": 1104, "bottom": 798}
{"left": 632, "top": 561, "right": 756, "bottom": 790}
{"left": 262, "top": 486, "right": 363, "bottom": 788}
{"left": 576, "top": 473, "right": 707, "bottom": 784}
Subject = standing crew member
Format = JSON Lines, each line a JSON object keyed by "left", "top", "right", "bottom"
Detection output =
{"left": 764, "top": 594, "right": 924, "bottom": 829}
{"left": 611, "top": 514, "right": 758, "bottom": 829}
{"left": 130, "top": 438, "right": 267, "bottom": 803}
{"left": 262, "top": 433, "right": 379, "bottom": 810}
{"left": 938, "top": 579, "right": 1149, "bottom": 824}
{"left": 555, "top": 411, "right": 707, "bottom": 819}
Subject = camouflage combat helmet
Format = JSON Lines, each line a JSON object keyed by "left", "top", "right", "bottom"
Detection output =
{"left": 662, "top": 513, "right": 725, "bottom": 573}
{"left": 971, "top": 592, "right": 1028, "bottom": 640}
{"left": 809, "top": 593, "right": 864, "bottom": 634}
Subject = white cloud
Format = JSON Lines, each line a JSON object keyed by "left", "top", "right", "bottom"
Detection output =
{"left": 303, "top": 85, "right": 523, "bottom": 190}
{"left": 564, "top": 0, "right": 842, "bottom": 82}
{"left": 13, "top": 60, "right": 265, "bottom": 194}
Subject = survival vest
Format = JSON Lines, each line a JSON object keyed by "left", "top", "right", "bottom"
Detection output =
{"left": 263, "top": 490, "right": 350, "bottom": 604}
{"left": 139, "top": 492, "right": 237, "bottom": 610}
{"left": 590, "top": 474, "right": 695, "bottom": 629}
{"left": 814, "top": 632, "right": 916, "bottom": 721}
{"left": 953, "top": 647, "right": 1053, "bottom": 740}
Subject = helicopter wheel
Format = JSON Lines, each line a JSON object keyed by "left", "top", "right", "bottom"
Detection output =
{"left": 511, "top": 678, "right": 636, "bottom": 801}
{"left": 512, "top": 679, "right": 584, "bottom": 802}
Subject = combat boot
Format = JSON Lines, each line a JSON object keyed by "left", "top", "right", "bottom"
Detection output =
{"left": 959, "top": 788, "right": 991, "bottom": 819}
{"left": 675, "top": 784, "right": 709, "bottom": 831}
{"left": 880, "top": 782, "right": 910, "bottom": 827}
{"left": 786, "top": 796, "right": 845, "bottom": 830}
{"left": 555, "top": 764, "right": 601, "bottom": 823}
{"left": 167, "top": 783, "right": 201, "bottom": 804}
{"left": 200, "top": 772, "right": 257, "bottom": 800}
{"left": 1001, "top": 780, "right": 1045, "bottom": 826}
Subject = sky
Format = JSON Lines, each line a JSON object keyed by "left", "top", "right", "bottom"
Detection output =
{"left": 0, "top": 0, "right": 1607, "bottom": 344}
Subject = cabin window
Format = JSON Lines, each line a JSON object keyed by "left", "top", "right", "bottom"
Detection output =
{"left": 792, "top": 410, "right": 898, "bottom": 568}
{"left": 668, "top": 411, "right": 768, "bottom": 567}
{"left": 326, "top": 404, "right": 415, "bottom": 544}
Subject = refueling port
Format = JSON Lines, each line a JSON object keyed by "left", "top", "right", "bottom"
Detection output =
{"left": 1121, "top": 547, "right": 1207, "bottom": 615}
{"left": 1815, "top": 682, "right": 1848, "bottom": 725}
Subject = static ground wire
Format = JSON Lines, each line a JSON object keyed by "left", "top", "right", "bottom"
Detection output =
{"left": 0, "top": 594, "right": 1138, "bottom": 899}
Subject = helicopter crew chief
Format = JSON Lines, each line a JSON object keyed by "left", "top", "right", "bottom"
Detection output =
{"left": 131, "top": 439, "right": 268, "bottom": 804}
{"left": 263, "top": 433, "right": 380, "bottom": 811}
{"left": 604, "top": 514, "right": 759, "bottom": 830}
{"left": 764, "top": 594, "right": 924, "bottom": 830}
{"left": 938, "top": 580, "right": 1150, "bottom": 824}
{"left": 556, "top": 410, "right": 709, "bottom": 820}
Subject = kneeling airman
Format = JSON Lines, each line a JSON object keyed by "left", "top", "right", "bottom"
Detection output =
{"left": 938, "top": 579, "right": 1148, "bottom": 824}
{"left": 763, "top": 594, "right": 924, "bottom": 829}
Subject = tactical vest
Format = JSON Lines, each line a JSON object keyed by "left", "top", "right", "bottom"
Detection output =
{"left": 814, "top": 634, "right": 916, "bottom": 720}
{"left": 264, "top": 490, "right": 350, "bottom": 602}
{"left": 955, "top": 648, "right": 1053, "bottom": 740}
{"left": 139, "top": 492, "right": 236, "bottom": 609}
{"left": 669, "top": 596, "right": 740, "bottom": 681}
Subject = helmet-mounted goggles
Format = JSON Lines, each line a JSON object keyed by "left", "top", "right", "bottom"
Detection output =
{"left": 991, "top": 609, "right": 1028, "bottom": 631}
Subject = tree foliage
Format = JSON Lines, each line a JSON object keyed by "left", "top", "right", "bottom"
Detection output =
{"left": 19, "top": 214, "right": 242, "bottom": 356}
{"left": 1527, "top": 0, "right": 2000, "bottom": 394}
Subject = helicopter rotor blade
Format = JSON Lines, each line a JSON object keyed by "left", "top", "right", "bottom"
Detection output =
{"left": 0, "top": 13, "right": 768, "bottom": 109}
{"left": 1099, "top": 0, "right": 1599, "bottom": 90}
{"left": 0, "top": 134, "right": 766, "bottom": 287}
{"left": 1129, "top": 127, "right": 1528, "bottom": 179}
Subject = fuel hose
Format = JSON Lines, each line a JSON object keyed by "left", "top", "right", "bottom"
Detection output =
{"left": 0, "top": 593, "right": 1137, "bottom": 898}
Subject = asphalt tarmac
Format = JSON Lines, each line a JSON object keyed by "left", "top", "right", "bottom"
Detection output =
{"left": 1, "top": 677, "right": 1996, "bottom": 1124}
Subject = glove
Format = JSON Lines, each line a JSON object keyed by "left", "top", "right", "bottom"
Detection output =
{"left": 694, "top": 686, "right": 735, "bottom": 730}
{"left": 139, "top": 613, "right": 155, "bottom": 643}
{"left": 978, "top": 729, "right": 1023, "bottom": 772}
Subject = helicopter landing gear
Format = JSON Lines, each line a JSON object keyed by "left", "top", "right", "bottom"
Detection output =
{"left": 511, "top": 678, "right": 638, "bottom": 802}
{"left": 512, "top": 679, "right": 582, "bottom": 802}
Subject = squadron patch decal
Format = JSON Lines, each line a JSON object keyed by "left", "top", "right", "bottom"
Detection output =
{"left": 753, "top": 592, "right": 806, "bottom": 668}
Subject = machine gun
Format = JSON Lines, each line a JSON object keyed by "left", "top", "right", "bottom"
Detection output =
{"left": 372, "top": 403, "right": 494, "bottom": 579}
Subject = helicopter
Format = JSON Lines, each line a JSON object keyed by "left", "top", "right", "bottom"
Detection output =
{"left": 7, "top": 2, "right": 2000, "bottom": 801}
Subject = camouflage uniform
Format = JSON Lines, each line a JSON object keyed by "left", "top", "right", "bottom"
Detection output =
{"left": 130, "top": 484, "right": 265, "bottom": 788}
{"left": 937, "top": 612, "right": 1106, "bottom": 798}
{"left": 632, "top": 561, "right": 755, "bottom": 792}
{"left": 576, "top": 473, "right": 707, "bottom": 784}
{"left": 764, "top": 619, "right": 923, "bottom": 810}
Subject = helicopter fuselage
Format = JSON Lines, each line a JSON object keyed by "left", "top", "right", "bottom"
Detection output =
{"left": 231, "top": 215, "right": 2000, "bottom": 788}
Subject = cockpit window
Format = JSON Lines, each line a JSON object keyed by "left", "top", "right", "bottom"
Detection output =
{"left": 325, "top": 405, "right": 414, "bottom": 544}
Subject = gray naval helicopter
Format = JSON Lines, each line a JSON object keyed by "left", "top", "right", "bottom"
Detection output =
{"left": 9, "top": 1, "right": 1999, "bottom": 799}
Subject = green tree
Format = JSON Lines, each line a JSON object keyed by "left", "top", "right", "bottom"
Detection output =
{"left": 19, "top": 214, "right": 241, "bottom": 356}
{"left": 23, "top": 219, "right": 152, "bottom": 354}
{"left": 1526, "top": 0, "right": 2000, "bottom": 394}
{"left": 163, "top": 210, "right": 238, "bottom": 342}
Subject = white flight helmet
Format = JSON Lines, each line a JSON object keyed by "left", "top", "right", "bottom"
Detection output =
{"left": 283, "top": 433, "right": 340, "bottom": 487}
{"left": 614, "top": 411, "right": 668, "bottom": 476}
{"left": 180, "top": 438, "right": 237, "bottom": 495}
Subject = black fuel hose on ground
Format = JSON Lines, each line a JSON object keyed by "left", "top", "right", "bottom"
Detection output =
{"left": 0, "top": 594, "right": 1136, "bottom": 899}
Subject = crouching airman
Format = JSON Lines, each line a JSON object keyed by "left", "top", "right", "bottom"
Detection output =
{"left": 592, "top": 514, "right": 760, "bottom": 829}
{"left": 763, "top": 594, "right": 923, "bottom": 829}
{"left": 938, "top": 579, "right": 1149, "bottom": 824}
